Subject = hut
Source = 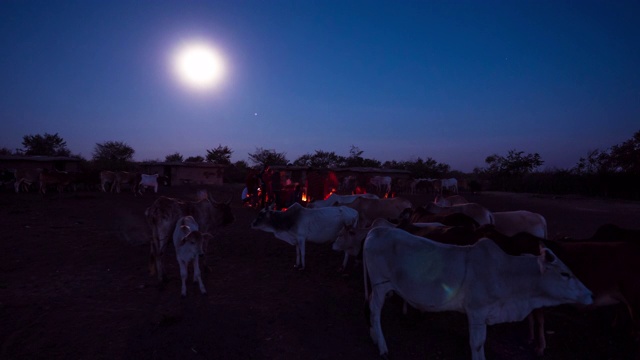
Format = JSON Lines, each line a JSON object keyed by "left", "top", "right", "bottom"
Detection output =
{"left": 139, "top": 162, "right": 227, "bottom": 186}
{"left": 0, "top": 155, "right": 82, "bottom": 172}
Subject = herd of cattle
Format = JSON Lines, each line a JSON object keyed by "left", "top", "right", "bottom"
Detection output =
{"left": 142, "top": 187, "right": 639, "bottom": 360}
{"left": 1, "top": 168, "right": 162, "bottom": 195}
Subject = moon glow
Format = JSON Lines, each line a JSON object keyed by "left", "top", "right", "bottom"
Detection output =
{"left": 172, "top": 41, "right": 225, "bottom": 90}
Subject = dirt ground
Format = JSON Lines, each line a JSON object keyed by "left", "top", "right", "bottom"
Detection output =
{"left": 1, "top": 184, "right": 639, "bottom": 360}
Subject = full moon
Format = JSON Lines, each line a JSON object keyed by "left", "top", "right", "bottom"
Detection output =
{"left": 172, "top": 41, "right": 225, "bottom": 90}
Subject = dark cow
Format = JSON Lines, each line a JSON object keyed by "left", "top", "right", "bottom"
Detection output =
{"left": 542, "top": 238, "right": 640, "bottom": 351}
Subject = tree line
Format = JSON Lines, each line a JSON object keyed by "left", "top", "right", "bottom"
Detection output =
{"left": 2, "top": 130, "right": 639, "bottom": 199}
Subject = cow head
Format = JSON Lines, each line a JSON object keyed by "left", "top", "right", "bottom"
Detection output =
{"left": 333, "top": 224, "right": 364, "bottom": 256}
{"left": 537, "top": 246, "right": 593, "bottom": 306}
{"left": 180, "top": 230, "right": 212, "bottom": 257}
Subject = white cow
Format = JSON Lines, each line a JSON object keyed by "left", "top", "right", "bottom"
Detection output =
{"left": 172, "top": 216, "right": 213, "bottom": 297}
{"left": 250, "top": 203, "right": 358, "bottom": 270}
{"left": 492, "top": 210, "right": 548, "bottom": 238}
{"left": 439, "top": 177, "right": 458, "bottom": 194}
{"left": 363, "top": 227, "right": 593, "bottom": 360}
{"left": 433, "top": 194, "right": 468, "bottom": 206}
{"left": 306, "top": 193, "right": 379, "bottom": 208}
{"left": 369, "top": 176, "right": 392, "bottom": 194}
{"left": 139, "top": 173, "right": 159, "bottom": 194}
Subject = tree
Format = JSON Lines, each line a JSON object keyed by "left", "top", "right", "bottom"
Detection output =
{"left": 0, "top": 147, "right": 13, "bottom": 155}
{"left": 92, "top": 141, "right": 135, "bottom": 163}
{"left": 165, "top": 152, "right": 183, "bottom": 162}
{"left": 609, "top": 130, "right": 640, "bottom": 174}
{"left": 392, "top": 157, "right": 450, "bottom": 178}
{"left": 343, "top": 145, "right": 380, "bottom": 168}
{"left": 22, "top": 132, "right": 70, "bottom": 156}
{"left": 293, "top": 150, "right": 344, "bottom": 168}
{"left": 247, "top": 147, "right": 288, "bottom": 167}
{"left": 206, "top": 145, "right": 233, "bottom": 165}
{"left": 484, "top": 149, "right": 543, "bottom": 175}
{"left": 573, "top": 149, "right": 612, "bottom": 175}
{"left": 185, "top": 155, "right": 205, "bottom": 163}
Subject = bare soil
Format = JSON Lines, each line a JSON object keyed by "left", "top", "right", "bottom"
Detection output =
{"left": 1, "top": 185, "right": 639, "bottom": 360}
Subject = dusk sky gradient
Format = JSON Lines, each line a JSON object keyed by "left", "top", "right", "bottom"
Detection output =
{"left": 1, "top": 1, "right": 638, "bottom": 172}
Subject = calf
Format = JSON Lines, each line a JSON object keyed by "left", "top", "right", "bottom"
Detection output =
{"left": 173, "top": 216, "right": 213, "bottom": 297}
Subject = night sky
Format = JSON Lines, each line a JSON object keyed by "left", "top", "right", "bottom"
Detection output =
{"left": 1, "top": 0, "right": 638, "bottom": 172}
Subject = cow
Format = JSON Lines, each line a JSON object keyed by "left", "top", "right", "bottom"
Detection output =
{"left": 39, "top": 169, "right": 74, "bottom": 194}
{"left": 433, "top": 194, "right": 468, "bottom": 206}
{"left": 114, "top": 171, "right": 141, "bottom": 194}
{"left": 145, "top": 193, "right": 234, "bottom": 282}
{"left": 99, "top": 170, "right": 117, "bottom": 192}
{"left": 492, "top": 210, "right": 548, "bottom": 238}
{"left": 250, "top": 202, "right": 358, "bottom": 270}
{"left": 440, "top": 177, "right": 459, "bottom": 194}
{"left": 139, "top": 173, "right": 159, "bottom": 194}
{"left": 363, "top": 227, "right": 593, "bottom": 360}
{"left": 369, "top": 175, "right": 392, "bottom": 195}
{"left": 172, "top": 216, "right": 213, "bottom": 297}
{"left": 588, "top": 223, "right": 640, "bottom": 242}
{"left": 13, "top": 168, "right": 42, "bottom": 193}
{"left": 339, "top": 196, "right": 413, "bottom": 228}
{"left": 540, "top": 238, "right": 640, "bottom": 355}
{"left": 403, "top": 207, "right": 481, "bottom": 229}
{"left": 422, "top": 202, "right": 493, "bottom": 226}
{"left": 306, "top": 193, "right": 379, "bottom": 208}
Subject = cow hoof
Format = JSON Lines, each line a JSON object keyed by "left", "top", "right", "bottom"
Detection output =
{"left": 201, "top": 291, "right": 208, "bottom": 296}
{"left": 380, "top": 352, "right": 390, "bottom": 360}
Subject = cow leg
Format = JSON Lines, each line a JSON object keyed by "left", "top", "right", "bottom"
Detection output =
{"left": 534, "top": 309, "right": 546, "bottom": 356}
{"left": 340, "top": 252, "right": 349, "bottom": 272}
{"left": 369, "top": 283, "right": 392, "bottom": 358}
{"left": 179, "top": 260, "right": 188, "bottom": 297}
{"left": 298, "top": 240, "right": 306, "bottom": 270}
{"left": 192, "top": 256, "right": 207, "bottom": 295}
{"left": 467, "top": 316, "right": 488, "bottom": 360}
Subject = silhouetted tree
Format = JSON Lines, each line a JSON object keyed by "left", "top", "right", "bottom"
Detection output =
{"left": 610, "top": 130, "right": 640, "bottom": 174}
{"left": 185, "top": 155, "right": 205, "bottom": 163}
{"left": 206, "top": 145, "right": 233, "bottom": 165}
{"left": 484, "top": 149, "right": 543, "bottom": 176}
{"left": 572, "top": 149, "right": 612, "bottom": 175}
{"left": 0, "top": 147, "right": 13, "bottom": 155}
{"left": 22, "top": 132, "right": 70, "bottom": 156}
{"left": 247, "top": 147, "right": 288, "bottom": 167}
{"left": 165, "top": 152, "right": 183, "bottom": 162}
{"left": 344, "top": 145, "right": 381, "bottom": 168}
{"left": 92, "top": 141, "right": 135, "bottom": 162}
{"left": 293, "top": 150, "right": 344, "bottom": 168}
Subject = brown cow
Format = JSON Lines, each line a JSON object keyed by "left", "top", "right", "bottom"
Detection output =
{"left": 145, "top": 192, "right": 234, "bottom": 282}
{"left": 39, "top": 169, "right": 74, "bottom": 194}
{"left": 13, "top": 168, "right": 42, "bottom": 193}
{"left": 99, "top": 170, "right": 116, "bottom": 192}
{"left": 537, "top": 239, "right": 640, "bottom": 356}
{"left": 114, "top": 171, "right": 141, "bottom": 194}
{"left": 339, "top": 196, "right": 412, "bottom": 228}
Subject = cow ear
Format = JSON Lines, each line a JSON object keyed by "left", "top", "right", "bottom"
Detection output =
{"left": 537, "top": 247, "right": 556, "bottom": 273}
{"left": 180, "top": 225, "right": 191, "bottom": 237}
